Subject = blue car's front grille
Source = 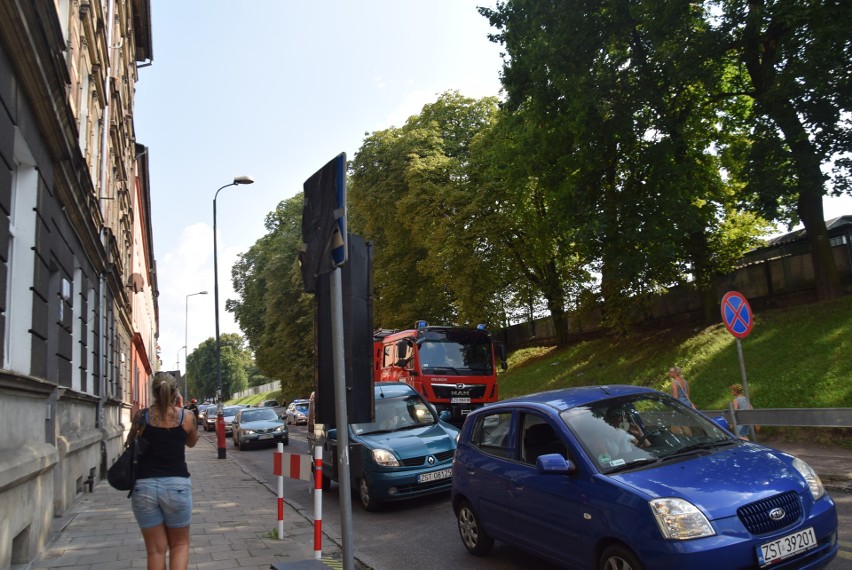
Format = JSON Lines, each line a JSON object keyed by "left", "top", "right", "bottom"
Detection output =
{"left": 399, "top": 449, "right": 455, "bottom": 467}
{"left": 737, "top": 491, "right": 802, "bottom": 535}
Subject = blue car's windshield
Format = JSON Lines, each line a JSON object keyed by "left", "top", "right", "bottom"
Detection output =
{"left": 352, "top": 395, "right": 437, "bottom": 435}
{"left": 562, "top": 394, "right": 732, "bottom": 474}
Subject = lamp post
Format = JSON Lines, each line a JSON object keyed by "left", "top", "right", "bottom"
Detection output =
{"left": 213, "top": 175, "right": 254, "bottom": 459}
{"left": 185, "top": 290, "right": 208, "bottom": 400}
{"left": 176, "top": 346, "right": 186, "bottom": 395}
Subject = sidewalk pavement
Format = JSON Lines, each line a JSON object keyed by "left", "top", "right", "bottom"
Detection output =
{"left": 29, "top": 435, "right": 851, "bottom": 570}
{"left": 30, "top": 437, "right": 356, "bottom": 570}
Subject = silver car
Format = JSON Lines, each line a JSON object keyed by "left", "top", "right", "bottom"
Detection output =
{"left": 204, "top": 405, "right": 244, "bottom": 433}
{"left": 232, "top": 407, "right": 289, "bottom": 449}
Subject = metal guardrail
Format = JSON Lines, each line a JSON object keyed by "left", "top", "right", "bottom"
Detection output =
{"left": 703, "top": 408, "right": 852, "bottom": 428}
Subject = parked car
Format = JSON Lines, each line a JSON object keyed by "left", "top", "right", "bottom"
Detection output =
{"left": 231, "top": 407, "right": 289, "bottom": 449}
{"left": 204, "top": 405, "right": 244, "bottom": 433}
{"left": 321, "top": 382, "right": 460, "bottom": 511}
{"left": 286, "top": 399, "right": 310, "bottom": 425}
{"left": 452, "top": 385, "right": 838, "bottom": 570}
{"left": 257, "top": 399, "right": 287, "bottom": 418}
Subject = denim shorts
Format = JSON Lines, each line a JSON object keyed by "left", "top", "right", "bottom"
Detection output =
{"left": 131, "top": 477, "right": 193, "bottom": 529}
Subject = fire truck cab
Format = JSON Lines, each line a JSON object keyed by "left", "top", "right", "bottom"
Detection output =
{"left": 373, "top": 321, "right": 507, "bottom": 425}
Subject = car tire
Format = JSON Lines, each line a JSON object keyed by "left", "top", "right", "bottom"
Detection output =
{"left": 357, "top": 477, "right": 380, "bottom": 512}
{"left": 321, "top": 472, "right": 331, "bottom": 491}
{"left": 282, "top": 437, "right": 289, "bottom": 446}
{"left": 456, "top": 500, "right": 494, "bottom": 556}
{"left": 599, "top": 544, "right": 644, "bottom": 570}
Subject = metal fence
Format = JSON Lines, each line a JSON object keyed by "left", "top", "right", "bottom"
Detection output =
{"left": 706, "top": 407, "right": 852, "bottom": 429}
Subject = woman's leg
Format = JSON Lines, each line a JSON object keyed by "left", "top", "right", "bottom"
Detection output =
{"left": 140, "top": 524, "right": 169, "bottom": 570}
{"left": 165, "top": 526, "right": 191, "bottom": 570}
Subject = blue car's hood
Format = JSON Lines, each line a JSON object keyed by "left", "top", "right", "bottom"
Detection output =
{"left": 242, "top": 419, "right": 285, "bottom": 429}
{"left": 612, "top": 444, "right": 808, "bottom": 520}
{"left": 355, "top": 423, "right": 457, "bottom": 458}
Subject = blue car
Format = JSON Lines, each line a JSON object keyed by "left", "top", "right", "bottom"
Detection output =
{"left": 322, "top": 382, "right": 460, "bottom": 511}
{"left": 451, "top": 385, "right": 838, "bottom": 569}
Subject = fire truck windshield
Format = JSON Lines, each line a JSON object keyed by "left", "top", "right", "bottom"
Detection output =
{"left": 418, "top": 338, "right": 493, "bottom": 374}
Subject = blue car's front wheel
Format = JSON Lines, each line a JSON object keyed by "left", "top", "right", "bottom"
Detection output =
{"left": 600, "top": 544, "right": 644, "bottom": 570}
{"left": 357, "top": 477, "right": 380, "bottom": 512}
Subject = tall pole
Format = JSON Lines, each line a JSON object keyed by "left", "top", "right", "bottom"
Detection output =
{"left": 185, "top": 290, "right": 208, "bottom": 400}
{"left": 213, "top": 176, "right": 253, "bottom": 459}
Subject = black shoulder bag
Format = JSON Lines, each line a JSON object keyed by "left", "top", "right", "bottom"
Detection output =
{"left": 107, "top": 409, "right": 150, "bottom": 497}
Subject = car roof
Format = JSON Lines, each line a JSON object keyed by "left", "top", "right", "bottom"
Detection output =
{"left": 374, "top": 382, "right": 419, "bottom": 398}
{"left": 480, "top": 385, "right": 661, "bottom": 414}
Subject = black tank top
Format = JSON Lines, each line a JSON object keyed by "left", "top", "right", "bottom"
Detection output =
{"left": 136, "top": 408, "right": 190, "bottom": 479}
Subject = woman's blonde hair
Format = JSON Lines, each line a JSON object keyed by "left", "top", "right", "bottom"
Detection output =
{"left": 151, "top": 372, "right": 178, "bottom": 417}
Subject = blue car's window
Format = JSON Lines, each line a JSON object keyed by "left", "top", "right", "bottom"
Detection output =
{"left": 561, "top": 394, "right": 731, "bottom": 473}
{"left": 470, "top": 412, "right": 513, "bottom": 458}
{"left": 521, "top": 415, "right": 567, "bottom": 465}
{"left": 352, "top": 394, "right": 437, "bottom": 435}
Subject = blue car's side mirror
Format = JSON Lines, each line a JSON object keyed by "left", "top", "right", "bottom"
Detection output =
{"left": 712, "top": 416, "right": 730, "bottom": 432}
{"left": 536, "top": 454, "right": 575, "bottom": 474}
{"left": 327, "top": 428, "right": 337, "bottom": 440}
{"left": 439, "top": 411, "right": 452, "bottom": 422}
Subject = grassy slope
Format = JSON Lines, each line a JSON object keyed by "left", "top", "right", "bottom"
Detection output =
{"left": 499, "top": 295, "right": 852, "bottom": 447}
{"left": 234, "top": 295, "right": 852, "bottom": 445}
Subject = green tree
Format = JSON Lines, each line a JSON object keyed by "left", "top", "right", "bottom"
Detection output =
{"left": 479, "top": 0, "right": 773, "bottom": 325}
{"left": 349, "top": 91, "right": 504, "bottom": 329}
{"left": 229, "top": 195, "right": 314, "bottom": 395}
{"left": 710, "top": 0, "right": 851, "bottom": 300}
{"left": 185, "top": 333, "right": 252, "bottom": 400}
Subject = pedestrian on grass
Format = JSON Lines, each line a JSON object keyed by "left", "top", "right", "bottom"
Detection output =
{"left": 730, "top": 383, "right": 758, "bottom": 439}
{"left": 669, "top": 366, "right": 696, "bottom": 409}
{"left": 128, "top": 371, "right": 199, "bottom": 570}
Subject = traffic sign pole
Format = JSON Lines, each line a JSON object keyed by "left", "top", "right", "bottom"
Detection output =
{"left": 721, "top": 291, "right": 756, "bottom": 440}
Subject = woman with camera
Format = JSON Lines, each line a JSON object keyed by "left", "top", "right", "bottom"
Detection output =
{"left": 126, "top": 371, "right": 199, "bottom": 569}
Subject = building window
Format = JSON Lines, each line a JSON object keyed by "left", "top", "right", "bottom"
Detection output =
{"left": 4, "top": 132, "right": 38, "bottom": 373}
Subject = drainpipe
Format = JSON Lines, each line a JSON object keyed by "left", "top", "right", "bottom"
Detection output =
{"left": 97, "top": 0, "right": 116, "bottom": 473}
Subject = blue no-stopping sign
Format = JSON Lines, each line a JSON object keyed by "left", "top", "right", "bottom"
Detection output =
{"left": 721, "top": 291, "right": 753, "bottom": 339}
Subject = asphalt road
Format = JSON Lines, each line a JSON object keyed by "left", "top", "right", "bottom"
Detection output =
{"left": 201, "top": 426, "right": 852, "bottom": 570}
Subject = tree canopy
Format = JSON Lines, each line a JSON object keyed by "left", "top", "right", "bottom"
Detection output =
{"left": 185, "top": 333, "right": 253, "bottom": 400}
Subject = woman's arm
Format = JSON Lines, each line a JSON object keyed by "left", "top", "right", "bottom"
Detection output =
{"left": 182, "top": 408, "right": 199, "bottom": 447}
{"left": 124, "top": 409, "right": 143, "bottom": 446}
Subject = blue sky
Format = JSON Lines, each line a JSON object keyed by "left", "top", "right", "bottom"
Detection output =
{"left": 134, "top": 1, "right": 505, "bottom": 373}
{"left": 135, "top": 1, "right": 852, "bottom": 378}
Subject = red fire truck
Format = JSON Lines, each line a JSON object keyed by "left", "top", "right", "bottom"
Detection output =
{"left": 373, "top": 321, "right": 507, "bottom": 425}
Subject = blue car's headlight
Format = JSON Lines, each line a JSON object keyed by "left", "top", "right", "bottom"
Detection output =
{"left": 372, "top": 448, "right": 400, "bottom": 467}
{"left": 792, "top": 457, "right": 825, "bottom": 500}
{"left": 649, "top": 498, "right": 715, "bottom": 540}
{"left": 274, "top": 425, "right": 287, "bottom": 433}
{"left": 241, "top": 429, "right": 255, "bottom": 435}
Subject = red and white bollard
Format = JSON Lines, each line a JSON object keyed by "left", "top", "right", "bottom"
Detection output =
{"left": 276, "top": 442, "right": 284, "bottom": 540}
{"left": 313, "top": 443, "right": 323, "bottom": 559}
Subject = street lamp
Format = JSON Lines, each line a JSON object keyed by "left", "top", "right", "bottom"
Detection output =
{"left": 213, "top": 175, "right": 254, "bottom": 459}
{"left": 176, "top": 346, "right": 186, "bottom": 394}
{"left": 185, "top": 290, "right": 208, "bottom": 400}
